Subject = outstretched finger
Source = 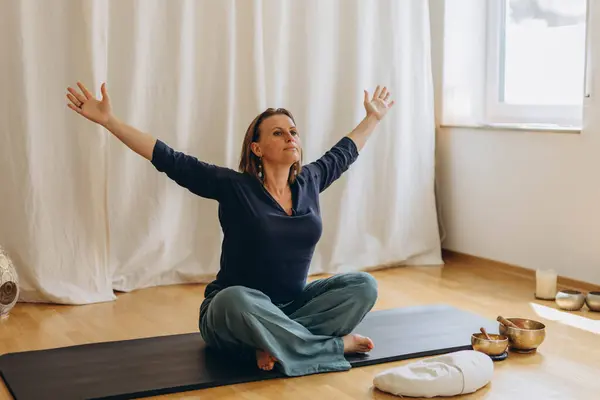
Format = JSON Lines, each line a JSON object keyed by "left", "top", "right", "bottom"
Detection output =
{"left": 363, "top": 89, "right": 369, "bottom": 104}
{"left": 100, "top": 82, "right": 110, "bottom": 101}
{"left": 384, "top": 91, "right": 391, "bottom": 102}
{"left": 373, "top": 85, "right": 382, "bottom": 99}
{"left": 67, "top": 86, "right": 86, "bottom": 104}
{"left": 379, "top": 86, "right": 388, "bottom": 99}
{"left": 67, "top": 103, "right": 83, "bottom": 114}
{"left": 66, "top": 93, "right": 82, "bottom": 107}
{"left": 77, "top": 81, "right": 93, "bottom": 99}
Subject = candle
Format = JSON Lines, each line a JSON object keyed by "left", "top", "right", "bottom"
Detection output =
{"left": 535, "top": 269, "right": 557, "bottom": 300}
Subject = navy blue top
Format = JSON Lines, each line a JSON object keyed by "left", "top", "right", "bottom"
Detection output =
{"left": 151, "top": 136, "right": 359, "bottom": 304}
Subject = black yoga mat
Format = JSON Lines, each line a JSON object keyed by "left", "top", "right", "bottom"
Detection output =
{"left": 0, "top": 304, "right": 498, "bottom": 400}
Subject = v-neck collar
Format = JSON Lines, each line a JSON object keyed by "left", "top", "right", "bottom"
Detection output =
{"left": 257, "top": 178, "right": 298, "bottom": 216}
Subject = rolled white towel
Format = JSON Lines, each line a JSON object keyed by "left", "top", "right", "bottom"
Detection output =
{"left": 373, "top": 350, "right": 494, "bottom": 398}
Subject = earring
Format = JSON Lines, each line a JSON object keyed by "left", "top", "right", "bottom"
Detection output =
{"left": 258, "top": 157, "right": 263, "bottom": 179}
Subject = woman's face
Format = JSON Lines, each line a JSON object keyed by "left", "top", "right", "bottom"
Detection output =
{"left": 252, "top": 114, "right": 301, "bottom": 165}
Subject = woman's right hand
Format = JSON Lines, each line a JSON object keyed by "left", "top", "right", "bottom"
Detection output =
{"left": 66, "top": 82, "right": 112, "bottom": 127}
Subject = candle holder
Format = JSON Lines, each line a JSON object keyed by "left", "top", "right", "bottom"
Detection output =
{"left": 535, "top": 268, "right": 557, "bottom": 300}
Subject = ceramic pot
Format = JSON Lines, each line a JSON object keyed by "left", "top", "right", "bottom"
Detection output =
{"left": 0, "top": 247, "right": 19, "bottom": 319}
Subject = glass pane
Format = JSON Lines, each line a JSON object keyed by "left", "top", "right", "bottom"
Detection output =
{"left": 501, "top": 0, "right": 587, "bottom": 105}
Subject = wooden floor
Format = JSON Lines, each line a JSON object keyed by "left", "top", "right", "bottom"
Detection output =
{"left": 2, "top": 252, "right": 600, "bottom": 399}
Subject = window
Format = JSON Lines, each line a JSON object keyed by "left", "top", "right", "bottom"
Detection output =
{"left": 485, "top": 0, "right": 589, "bottom": 127}
{"left": 440, "top": 0, "right": 592, "bottom": 130}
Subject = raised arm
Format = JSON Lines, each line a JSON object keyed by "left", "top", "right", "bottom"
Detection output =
{"left": 105, "top": 117, "right": 156, "bottom": 161}
{"left": 67, "top": 82, "right": 156, "bottom": 160}
{"left": 66, "top": 81, "right": 232, "bottom": 200}
{"left": 304, "top": 85, "right": 394, "bottom": 192}
{"left": 303, "top": 136, "right": 359, "bottom": 192}
{"left": 150, "top": 139, "right": 233, "bottom": 200}
{"left": 346, "top": 85, "right": 395, "bottom": 151}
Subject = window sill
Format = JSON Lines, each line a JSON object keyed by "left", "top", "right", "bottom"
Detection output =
{"left": 439, "top": 123, "right": 581, "bottom": 134}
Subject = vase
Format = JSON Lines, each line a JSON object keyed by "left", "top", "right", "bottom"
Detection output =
{"left": 0, "top": 246, "right": 19, "bottom": 319}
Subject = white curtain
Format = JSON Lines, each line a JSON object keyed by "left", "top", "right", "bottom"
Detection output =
{"left": 0, "top": 0, "right": 441, "bottom": 305}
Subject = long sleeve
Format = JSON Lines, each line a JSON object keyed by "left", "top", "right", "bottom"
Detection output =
{"left": 151, "top": 140, "right": 234, "bottom": 201}
{"left": 303, "top": 136, "right": 360, "bottom": 193}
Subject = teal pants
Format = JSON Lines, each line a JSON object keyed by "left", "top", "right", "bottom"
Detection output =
{"left": 199, "top": 271, "right": 378, "bottom": 377}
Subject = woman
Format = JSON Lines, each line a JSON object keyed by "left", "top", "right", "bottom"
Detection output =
{"left": 66, "top": 82, "right": 394, "bottom": 376}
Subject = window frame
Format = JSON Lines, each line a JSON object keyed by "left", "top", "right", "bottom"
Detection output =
{"left": 483, "top": 0, "right": 589, "bottom": 129}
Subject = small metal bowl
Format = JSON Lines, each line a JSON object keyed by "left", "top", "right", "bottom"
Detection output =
{"left": 498, "top": 318, "right": 546, "bottom": 353}
{"left": 586, "top": 291, "right": 600, "bottom": 312}
{"left": 555, "top": 289, "right": 586, "bottom": 311}
{"left": 471, "top": 333, "right": 509, "bottom": 356}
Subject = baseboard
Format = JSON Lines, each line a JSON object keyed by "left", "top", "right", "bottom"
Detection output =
{"left": 442, "top": 249, "right": 600, "bottom": 292}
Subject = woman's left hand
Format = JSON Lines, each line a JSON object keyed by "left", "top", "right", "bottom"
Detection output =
{"left": 364, "top": 86, "right": 395, "bottom": 121}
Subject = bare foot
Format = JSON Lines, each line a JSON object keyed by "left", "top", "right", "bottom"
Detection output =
{"left": 256, "top": 349, "right": 277, "bottom": 371}
{"left": 343, "top": 334, "right": 374, "bottom": 354}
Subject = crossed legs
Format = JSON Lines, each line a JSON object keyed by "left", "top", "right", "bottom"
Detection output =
{"left": 199, "top": 271, "right": 378, "bottom": 377}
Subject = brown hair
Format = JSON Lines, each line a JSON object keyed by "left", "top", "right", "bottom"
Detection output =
{"left": 238, "top": 108, "right": 302, "bottom": 184}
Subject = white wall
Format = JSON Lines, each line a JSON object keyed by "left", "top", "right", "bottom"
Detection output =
{"left": 431, "top": 0, "right": 600, "bottom": 285}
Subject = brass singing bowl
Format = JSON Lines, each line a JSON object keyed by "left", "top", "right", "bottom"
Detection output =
{"left": 586, "top": 291, "right": 600, "bottom": 312}
{"left": 555, "top": 289, "right": 586, "bottom": 311}
{"left": 471, "top": 333, "right": 509, "bottom": 356}
{"left": 498, "top": 318, "right": 546, "bottom": 353}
